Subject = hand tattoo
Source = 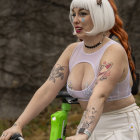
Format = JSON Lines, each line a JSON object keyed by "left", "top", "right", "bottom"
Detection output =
{"left": 49, "top": 64, "right": 66, "bottom": 83}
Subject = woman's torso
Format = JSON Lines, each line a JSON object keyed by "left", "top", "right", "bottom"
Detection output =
{"left": 67, "top": 37, "right": 135, "bottom": 112}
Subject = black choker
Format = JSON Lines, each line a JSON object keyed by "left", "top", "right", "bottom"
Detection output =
{"left": 85, "top": 42, "right": 102, "bottom": 49}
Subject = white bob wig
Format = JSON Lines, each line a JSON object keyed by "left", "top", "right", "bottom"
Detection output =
{"left": 69, "top": 0, "right": 115, "bottom": 36}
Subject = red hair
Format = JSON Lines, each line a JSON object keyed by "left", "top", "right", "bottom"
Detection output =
{"left": 108, "top": 0, "right": 136, "bottom": 79}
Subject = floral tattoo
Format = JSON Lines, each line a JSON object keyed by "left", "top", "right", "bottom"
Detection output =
{"left": 81, "top": 107, "right": 97, "bottom": 129}
{"left": 49, "top": 64, "right": 66, "bottom": 83}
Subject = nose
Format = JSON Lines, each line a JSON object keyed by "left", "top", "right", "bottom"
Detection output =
{"left": 73, "top": 15, "right": 80, "bottom": 24}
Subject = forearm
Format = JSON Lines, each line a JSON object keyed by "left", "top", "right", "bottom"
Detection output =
{"left": 14, "top": 88, "right": 57, "bottom": 129}
{"left": 80, "top": 95, "right": 105, "bottom": 133}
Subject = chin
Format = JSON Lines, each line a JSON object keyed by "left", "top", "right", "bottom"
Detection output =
{"left": 76, "top": 34, "right": 85, "bottom": 40}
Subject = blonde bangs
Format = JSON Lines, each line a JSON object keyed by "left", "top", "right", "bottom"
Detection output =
{"left": 70, "top": 0, "right": 89, "bottom": 13}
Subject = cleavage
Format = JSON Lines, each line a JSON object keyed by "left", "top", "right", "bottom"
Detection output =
{"left": 68, "top": 62, "right": 95, "bottom": 91}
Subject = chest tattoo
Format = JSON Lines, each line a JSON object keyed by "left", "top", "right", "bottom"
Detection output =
{"left": 68, "top": 81, "right": 73, "bottom": 90}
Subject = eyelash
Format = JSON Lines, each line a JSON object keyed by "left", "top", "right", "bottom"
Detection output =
{"left": 79, "top": 12, "right": 87, "bottom": 16}
{"left": 72, "top": 12, "right": 87, "bottom": 17}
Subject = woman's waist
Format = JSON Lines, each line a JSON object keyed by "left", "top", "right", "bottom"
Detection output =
{"left": 79, "top": 95, "right": 135, "bottom": 112}
{"left": 103, "top": 95, "right": 135, "bottom": 112}
{"left": 79, "top": 102, "right": 140, "bottom": 132}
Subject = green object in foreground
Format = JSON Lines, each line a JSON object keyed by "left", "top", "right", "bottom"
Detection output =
{"left": 50, "top": 103, "right": 71, "bottom": 140}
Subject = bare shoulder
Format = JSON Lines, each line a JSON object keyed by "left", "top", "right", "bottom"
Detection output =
{"left": 66, "top": 42, "right": 80, "bottom": 51}
{"left": 102, "top": 42, "right": 127, "bottom": 61}
{"left": 64, "top": 41, "right": 80, "bottom": 58}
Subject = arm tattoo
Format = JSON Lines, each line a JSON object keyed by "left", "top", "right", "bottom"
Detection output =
{"left": 98, "top": 61, "right": 113, "bottom": 81}
{"left": 12, "top": 123, "right": 17, "bottom": 127}
{"left": 12, "top": 123, "right": 19, "bottom": 128}
{"left": 93, "top": 61, "right": 113, "bottom": 87}
{"left": 81, "top": 107, "right": 97, "bottom": 129}
{"left": 49, "top": 64, "right": 66, "bottom": 83}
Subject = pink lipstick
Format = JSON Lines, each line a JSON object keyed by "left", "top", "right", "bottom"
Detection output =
{"left": 75, "top": 26, "right": 82, "bottom": 33}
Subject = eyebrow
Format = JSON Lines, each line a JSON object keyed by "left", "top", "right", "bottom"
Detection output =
{"left": 72, "top": 8, "right": 87, "bottom": 12}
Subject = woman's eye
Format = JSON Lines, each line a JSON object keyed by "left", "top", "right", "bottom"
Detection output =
{"left": 79, "top": 12, "right": 87, "bottom": 16}
{"left": 72, "top": 13, "right": 76, "bottom": 17}
{"left": 71, "top": 12, "right": 87, "bottom": 18}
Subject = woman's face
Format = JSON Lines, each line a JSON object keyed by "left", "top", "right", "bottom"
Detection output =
{"left": 72, "top": 8, "right": 93, "bottom": 39}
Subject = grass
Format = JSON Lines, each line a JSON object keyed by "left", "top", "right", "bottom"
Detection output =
{"left": 0, "top": 98, "right": 83, "bottom": 140}
{"left": 0, "top": 94, "right": 140, "bottom": 140}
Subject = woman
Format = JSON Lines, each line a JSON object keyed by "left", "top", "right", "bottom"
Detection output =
{"left": 0, "top": 0, "right": 140, "bottom": 140}
{"left": 66, "top": 0, "right": 140, "bottom": 139}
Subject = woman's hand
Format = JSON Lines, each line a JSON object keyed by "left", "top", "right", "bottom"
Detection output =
{"left": 0, "top": 123, "right": 22, "bottom": 140}
{"left": 66, "top": 134, "right": 88, "bottom": 140}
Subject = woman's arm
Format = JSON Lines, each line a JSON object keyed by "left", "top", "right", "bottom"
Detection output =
{"left": 78, "top": 44, "right": 128, "bottom": 136}
{"left": 13, "top": 42, "right": 77, "bottom": 129}
{"left": 0, "top": 43, "right": 79, "bottom": 140}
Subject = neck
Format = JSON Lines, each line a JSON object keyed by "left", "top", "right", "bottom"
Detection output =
{"left": 81, "top": 33, "right": 104, "bottom": 47}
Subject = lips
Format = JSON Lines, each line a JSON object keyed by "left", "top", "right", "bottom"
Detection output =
{"left": 75, "top": 26, "right": 82, "bottom": 33}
